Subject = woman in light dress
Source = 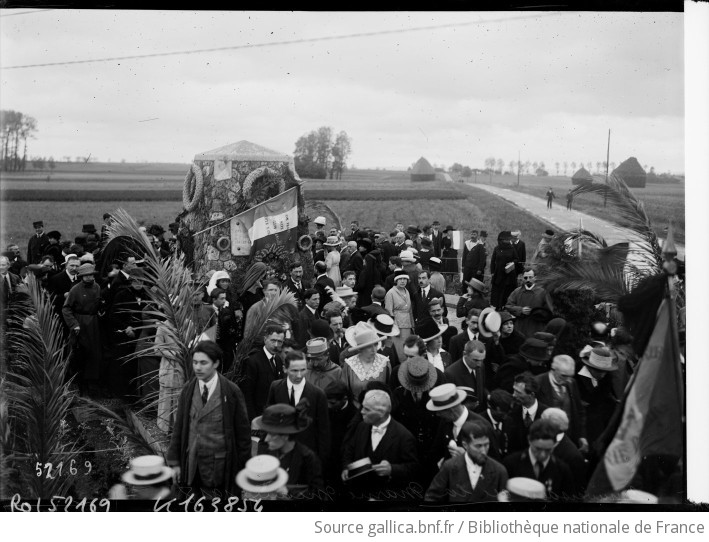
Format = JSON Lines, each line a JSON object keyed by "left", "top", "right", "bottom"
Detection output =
{"left": 384, "top": 273, "right": 415, "bottom": 361}
{"left": 340, "top": 322, "right": 391, "bottom": 408}
{"left": 323, "top": 235, "right": 342, "bottom": 287}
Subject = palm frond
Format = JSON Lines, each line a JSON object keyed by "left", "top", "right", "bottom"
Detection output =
{"left": 227, "top": 289, "right": 298, "bottom": 381}
{"left": 4, "top": 275, "right": 82, "bottom": 498}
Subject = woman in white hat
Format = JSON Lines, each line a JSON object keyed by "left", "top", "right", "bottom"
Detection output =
{"left": 340, "top": 322, "right": 391, "bottom": 409}
{"left": 323, "top": 235, "right": 342, "bottom": 287}
{"left": 384, "top": 272, "right": 415, "bottom": 360}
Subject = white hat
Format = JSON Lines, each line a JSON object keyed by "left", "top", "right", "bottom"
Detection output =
{"left": 399, "top": 250, "right": 415, "bottom": 262}
{"left": 345, "top": 322, "right": 384, "bottom": 352}
{"left": 426, "top": 383, "right": 466, "bottom": 412}
{"left": 121, "top": 455, "right": 174, "bottom": 486}
{"left": 314, "top": 216, "right": 326, "bottom": 226}
{"left": 236, "top": 455, "right": 289, "bottom": 493}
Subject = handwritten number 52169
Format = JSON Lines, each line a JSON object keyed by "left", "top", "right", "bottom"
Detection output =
{"left": 35, "top": 460, "right": 92, "bottom": 478}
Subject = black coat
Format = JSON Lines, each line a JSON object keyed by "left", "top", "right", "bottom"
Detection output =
{"left": 535, "top": 371, "right": 587, "bottom": 445}
{"left": 444, "top": 359, "right": 489, "bottom": 412}
{"left": 267, "top": 379, "right": 331, "bottom": 460}
{"left": 27, "top": 233, "right": 49, "bottom": 265}
{"left": 243, "top": 348, "right": 285, "bottom": 421}
{"left": 503, "top": 448, "right": 575, "bottom": 500}
{"left": 314, "top": 275, "right": 336, "bottom": 313}
{"left": 166, "top": 374, "right": 251, "bottom": 494}
{"left": 502, "top": 401, "right": 550, "bottom": 454}
{"left": 427, "top": 408, "right": 487, "bottom": 471}
{"left": 462, "top": 242, "right": 487, "bottom": 283}
{"left": 447, "top": 330, "right": 492, "bottom": 366}
{"left": 284, "top": 277, "right": 306, "bottom": 309}
{"left": 259, "top": 442, "right": 325, "bottom": 493}
{"left": 413, "top": 286, "right": 447, "bottom": 321}
{"left": 48, "top": 270, "right": 79, "bottom": 317}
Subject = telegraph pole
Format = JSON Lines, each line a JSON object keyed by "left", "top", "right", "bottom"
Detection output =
{"left": 517, "top": 150, "right": 521, "bottom": 187}
{"left": 604, "top": 129, "right": 610, "bottom": 207}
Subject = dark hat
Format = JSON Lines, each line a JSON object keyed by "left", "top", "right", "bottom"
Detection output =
{"left": 544, "top": 317, "right": 566, "bottom": 338}
{"left": 47, "top": 230, "right": 61, "bottom": 240}
{"left": 432, "top": 220, "right": 441, "bottom": 226}
{"left": 398, "top": 356, "right": 437, "bottom": 393}
{"left": 168, "top": 222, "right": 179, "bottom": 232}
{"left": 33, "top": 220, "right": 44, "bottom": 228}
{"left": 75, "top": 263, "right": 98, "bottom": 277}
{"left": 406, "top": 225, "right": 421, "bottom": 235}
{"left": 480, "top": 230, "right": 488, "bottom": 238}
{"left": 415, "top": 317, "right": 447, "bottom": 342}
{"left": 129, "top": 267, "right": 147, "bottom": 280}
{"left": 533, "top": 332, "right": 556, "bottom": 345}
{"left": 103, "top": 212, "right": 112, "bottom": 220}
{"left": 357, "top": 238, "right": 373, "bottom": 251}
{"left": 498, "top": 311, "right": 515, "bottom": 324}
{"left": 324, "top": 380, "right": 349, "bottom": 400}
{"left": 148, "top": 224, "right": 165, "bottom": 236}
{"left": 309, "top": 319, "right": 334, "bottom": 341}
{"left": 542, "top": 229, "right": 554, "bottom": 240}
{"left": 519, "top": 338, "right": 551, "bottom": 362}
{"left": 82, "top": 224, "right": 97, "bottom": 233}
{"left": 428, "top": 257, "right": 442, "bottom": 271}
{"left": 444, "top": 225, "right": 455, "bottom": 232}
{"left": 253, "top": 404, "right": 311, "bottom": 434}
{"left": 74, "top": 235, "right": 87, "bottom": 246}
{"left": 498, "top": 230, "right": 513, "bottom": 241}
{"left": 420, "top": 237, "right": 432, "bottom": 247}
{"left": 529, "top": 307, "right": 554, "bottom": 323}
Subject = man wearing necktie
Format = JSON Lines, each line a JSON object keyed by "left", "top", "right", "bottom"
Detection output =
{"left": 502, "top": 419, "right": 574, "bottom": 500}
{"left": 503, "top": 372, "right": 549, "bottom": 455}
{"left": 445, "top": 340, "right": 490, "bottom": 413}
{"left": 243, "top": 324, "right": 286, "bottom": 421}
{"left": 167, "top": 341, "right": 251, "bottom": 497}
{"left": 284, "top": 262, "right": 306, "bottom": 309}
{"left": 415, "top": 270, "right": 446, "bottom": 321}
{"left": 448, "top": 308, "right": 491, "bottom": 364}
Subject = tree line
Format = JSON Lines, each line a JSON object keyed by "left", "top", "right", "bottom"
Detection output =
{"left": 1, "top": 109, "right": 38, "bottom": 172}
{"left": 293, "top": 126, "right": 352, "bottom": 179}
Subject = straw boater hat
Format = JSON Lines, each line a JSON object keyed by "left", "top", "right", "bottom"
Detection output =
{"left": 306, "top": 337, "right": 329, "bottom": 358}
{"left": 236, "top": 455, "right": 289, "bottom": 493}
{"left": 478, "top": 307, "right": 502, "bottom": 338}
{"left": 369, "top": 313, "right": 400, "bottom": 337}
{"left": 323, "top": 235, "right": 340, "bottom": 247}
{"left": 415, "top": 317, "right": 447, "bottom": 343}
{"left": 498, "top": 477, "right": 547, "bottom": 502}
{"left": 121, "top": 455, "right": 174, "bottom": 486}
{"left": 76, "top": 263, "right": 98, "bottom": 277}
{"left": 334, "top": 286, "right": 357, "bottom": 298}
{"left": 253, "top": 403, "right": 311, "bottom": 434}
{"left": 518, "top": 338, "right": 551, "bottom": 363}
{"left": 345, "top": 322, "right": 384, "bottom": 352}
{"left": 582, "top": 347, "right": 618, "bottom": 371}
{"left": 398, "top": 356, "right": 437, "bottom": 393}
{"left": 344, "top": 457, "right": 375, "bottom": 480}
{"left": 426, "top": 383, "right": 467, "bottom": 412}
{"left": 313, "top": 216, "right": 326, "bottom": 226}
{"left": 399, "top": 250, "right": 416, "bottom": 263}
{"left": 465, "top": 278, "right": 485, "bottom": 293}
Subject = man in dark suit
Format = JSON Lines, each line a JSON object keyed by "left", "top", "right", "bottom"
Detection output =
{"left": 266, "top": 351, "right": 331, "bottom": 461}
{"left": 48, "top": 255, "right": 81, "bottom": 318}
{"left": 296, "top": 288, "right": 321, "bottom": 348}
{"left": 283, "top": 262, "right": 306, "bottom": 309}
{"left": 504, "top": 372, "right": 549, "bottom": 454}
{"left": 448, "top": 308, "right": 491, "bottom": 364}
{"left": 242, "top": 324, "right": 286, "bottom": 421}
{"left": 27, "top": 220, "right": 50, "bottom": 265}
{"left": 210, "top": 288, "right": 239, "bottom": 374}
{"left": 167, "top": 341, "right": 251, "bottom": 497}
{"left": 313, "top": 261, "right": 335, "bottom": 312}
{"left": 342, "top": 389, "right": 420, "bottom": 498}
{"left": 485, "top": 389, "right": 514, "bottom": 459}
{"left": 503, "top": 419, "right": 574, "bottom": 501}
{"left": 511, "top": 231, "right": 527, "bottom": 276}
{"left": 428, "top": 297, "right": 457, "bottom": 352}
{"left": 445, "top": 340, "right": 489, "bottom": 413}
{"left": 414, "top": 270, "right": 446, "bottom": 321}
{"left": 425, "top": 420, "right": 509, "bottom": 502}
{"left": 361, "top": 285, "right": 390, "bottom": 318}
{"left": 535, "top": 355, "right": 588, "bottom": 453}
{"left": 541, "top": 408, "right": 587, "bottom": 497}
{"left": 346, "top": 240, "right": 367, "bottom": 279}
{"left": 44, "top": 230, "right": 64, "bottom": 263}
{"left": 430, "top": 221, "right": 444, "bottom": 258}
{"left": 462, "top": 230, "right": 486, "bottom": 288}
{"left": 0, "top": 255, "right": 22, "bottom": 325}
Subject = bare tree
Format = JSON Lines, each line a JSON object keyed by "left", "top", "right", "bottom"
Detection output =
{"left": 563, "top": 161, "right": 568, "bottom": 175}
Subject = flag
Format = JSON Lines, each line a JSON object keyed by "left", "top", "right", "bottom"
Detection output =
{"left": 231, "top": 188, "right": 298, "bottom": 257}
{"left": 585, "top": 297, "right": 684, "bottom": 496}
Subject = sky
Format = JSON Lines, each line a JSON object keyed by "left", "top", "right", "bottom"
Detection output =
{"left": 0, "top": 10, "right": 685, "bottom": 173}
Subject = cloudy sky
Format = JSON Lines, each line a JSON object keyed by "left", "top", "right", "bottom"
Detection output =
{"left": 1, "top": 10, "right": 685, "bottom": 173}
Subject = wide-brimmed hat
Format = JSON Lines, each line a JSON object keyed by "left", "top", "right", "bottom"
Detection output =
{"left": 498, "top": 477, "right": 547, "bottom": 502}
{"left": 582, "top": 347, "right": 618, "bottom": 371}
{"left": 335, "top": 286, "right": 357, "bottom": 298}
{"left": 465, "top": 278, "right": 485, "bottom": 293}
{"left": 529, "top": 307, "right": 554, "bottom": 323}
{"left": 415, "top": 317, "right": 447, "bottom": 342}
{"left": 444, "top": 225, "right": 455, "bottom": 232}
{"left": 236, "top": 455, "right": 289, "bottom": 493}
{"left": 519, "top": 338, "right": 551, "bottom": 362}
{"left": 498, "top": 230, "right": 513, "bottom": 241}
{"left": 344, "top": 458, "right": 375, "bottom": 481}
{"left": 478, "top": 307, "right": 502, "bottom": 338}
{"left": 398, "top": 356, "right": 437, "bottom": 393}
{"left": 82, "top": 224, "right": 97, "bottom": 233}
{"left": 406, "top": 225, "right": 421, "bottom": 235}
{"left": 323, "top": 235, "right": 340, "bottom": 247}
{"left": 306, "top": 337, "right": 330, "bottom": 358}
{"left": 428, "top": 257, "right": 442, "bottom": 271}
{"left": 399, "top": 250, "right": 416, "bottom": 262}
{"left": 121, "top": 455, "right": 174, "bottom": 486}
{"left": 426, "top": 383, "right": 467, "bottom": 412}
{"left": 309, "top": 320, "right": 333, "bottom": 340}
{"left": 76, "top": 263, "right": 97, "bottom": 277}
{"left": 357, "top": 238, "right": 373, "bottom": 251}
{"left": 253, "top": 403, "right": 311, "bottom": 434}
{"left": 369, "top": 314, "right": 400, "bottom": 337}
{"left": 313, "top": 216, "right": 326, "bottom": 226}
{"left": 498, "top": 311, "right": 515, "bottom": 325}
{"left": 345, "top": 322, "right": 383, "bottom": 352}
{"left": 47, "top": 230, "right": 61, "bottom": 240}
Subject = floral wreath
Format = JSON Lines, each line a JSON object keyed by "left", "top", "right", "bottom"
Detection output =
{"left": 182, "top": 162, "right": 204, "bottom": 212}
{"left": 242, "top": 167, "right": 285, "bottom": 201}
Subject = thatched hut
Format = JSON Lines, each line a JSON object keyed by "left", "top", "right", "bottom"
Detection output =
{"left": 571, "top": 166, "right": 594, "bottom": 186}
{"left": 410, "top": 157, "right": 436, "bottom": 182}
{"left": 179, "top": 140, "right": 311, "bottom": 279}
{"left": 612, "top": 157, "right": 647, "bottom": 188}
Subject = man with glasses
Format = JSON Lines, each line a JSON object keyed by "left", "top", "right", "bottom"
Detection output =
{"left": 535, "top": 355, "right": 588, "bottom": 453}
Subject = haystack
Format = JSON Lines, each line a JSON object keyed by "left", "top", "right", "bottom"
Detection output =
{"left": 410, "top": 157, "right": 436, "bottom": 182}
{"left": 612, "top": 157, "right": 646, "bottom": 188}
{"left": 571, "top": 166, "right": 594, "bottom": 186}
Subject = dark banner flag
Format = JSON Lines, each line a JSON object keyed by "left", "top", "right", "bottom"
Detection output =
{"left": 586, "top": 297, "right": 684, "bottom": 497}
{"left": 231, "top": 188, "right": 298, "bottom": 257}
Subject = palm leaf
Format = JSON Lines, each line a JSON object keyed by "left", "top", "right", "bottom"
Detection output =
{"left": 3, "top": 275, "right": 82, "bottom": 498}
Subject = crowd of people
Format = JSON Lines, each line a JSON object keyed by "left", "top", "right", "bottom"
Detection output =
{"left": 0, "top": 213, "right": 680, "bottom": 505}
